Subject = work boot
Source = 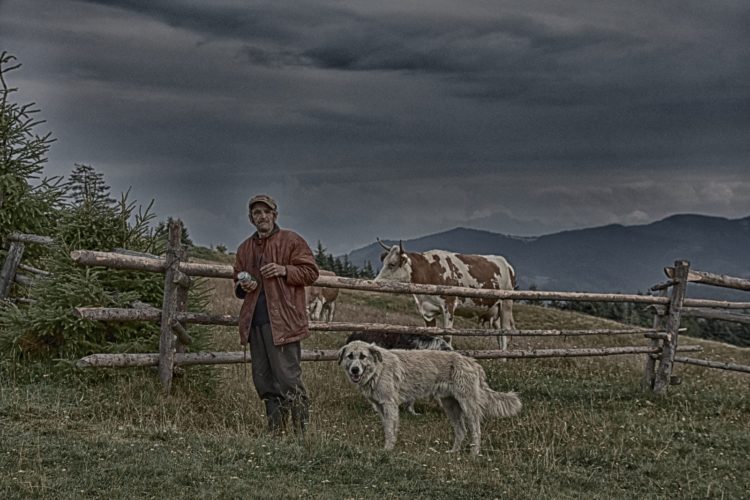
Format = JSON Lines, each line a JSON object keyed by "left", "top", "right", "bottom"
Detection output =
{"left": 290, "top": 397, "right": 310, "bottom": 436}
{"left": 264, "top": 398, "right": 287, "bottom": 436}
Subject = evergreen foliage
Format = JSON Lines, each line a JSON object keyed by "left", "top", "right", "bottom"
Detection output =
{"left": 0, "top": 174, "right": 166, "bottom": 359}
{"left": 313, "top": 241, "right": 328, "bottom": 269}
{"left": 550, "top": 297, "right": 750, "bottom": 347}
{"left": 0, "top": 54, "right": 210, "bottom": 361}
{"left": 67, "top": 163, "right": 115, "bottom": 207}
{"left": 680, "top": 317, "right": 750, "bottom": 348}
{"left": 550, "top": 299, "right": 653, "bottom": 327}
{"left": 0, "top": 168, "right": 213, "bottom": 360}
{"left": 155, "top": 219, "right": 193, "bottom": 247}
{"left": 314, "top": 240, "right": 375, "bottom": 279}
{"left": 0, "top": 52, "right": 65, "bottom": 261}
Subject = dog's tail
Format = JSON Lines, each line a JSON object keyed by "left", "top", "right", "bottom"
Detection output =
{"left": 481, "top": 377, "right": 522, "bottom": 418}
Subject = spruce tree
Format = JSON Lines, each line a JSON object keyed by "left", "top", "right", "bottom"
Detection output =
{"left": 0, "top": 52, "right": 64, "bottom": 256}
{"left": 0, "top": 57, "right": 211, "bottom": 361}
{"left": 154, "top": 220, "right": 193, "bottom": 248}
{"left": 361, "top": 260, "right": 375, "bottom": 279}
{"left": 314, "top": 241, "right": 329, "bottom": 269}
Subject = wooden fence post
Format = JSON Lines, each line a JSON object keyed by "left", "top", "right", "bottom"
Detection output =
{"left": 158, "top": 219, "right": 189, "bottom": 393}
{"left": 641, "top": 289, "right": 667, "bottom": 391}
{"left": 652, "top": 260, "right": 690, "bottom": 395}
{"left": 0, "top": 241, "right": 25, "bottom": 299}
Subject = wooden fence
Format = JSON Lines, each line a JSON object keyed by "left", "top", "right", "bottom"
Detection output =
{"left": 0, "top": 232, "right": 54, "bottom": 299}
{"left": 3, "top": 222, "right": 749, "bottom": 395}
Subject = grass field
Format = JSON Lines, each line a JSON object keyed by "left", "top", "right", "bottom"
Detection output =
{"left": 1, "top": 282, "right": 749, "bottom": 499}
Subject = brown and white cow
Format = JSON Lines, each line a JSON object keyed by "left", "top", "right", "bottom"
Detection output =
{"left": 306, "top": 269, "right": 339, "bottom": 322}
{"left": 375, "top": 240, "right": 516, "bottom": 349}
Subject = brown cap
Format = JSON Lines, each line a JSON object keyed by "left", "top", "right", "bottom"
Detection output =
{"left": 248, "top": 194, "right": 277, "bottom": 212}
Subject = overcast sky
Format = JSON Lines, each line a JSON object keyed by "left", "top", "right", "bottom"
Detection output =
{"left": 2, "top": 0, "right": 749, "bottom": 254}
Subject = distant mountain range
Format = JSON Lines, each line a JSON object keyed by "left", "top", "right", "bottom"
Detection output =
{"left": 345, "top": 214, "right": 750, "bottom": 299}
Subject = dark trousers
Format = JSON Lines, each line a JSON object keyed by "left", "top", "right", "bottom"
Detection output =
{"left": 249, "top": 323, "right": 308, "bottom": 429}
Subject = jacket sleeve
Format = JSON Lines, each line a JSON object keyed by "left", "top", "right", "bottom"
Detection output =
{"left": 233, "top": 244, "right": 247, "bottom": 299}
{"left": 284, "top": 234, "right": 320, "bottom": 287}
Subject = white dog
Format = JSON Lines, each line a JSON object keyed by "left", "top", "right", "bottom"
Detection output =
{"left": 345, "top": 331, "right": 452, "bottom": 415}
{"left": 338, "top": 340, "right": 521, "bottom": 455}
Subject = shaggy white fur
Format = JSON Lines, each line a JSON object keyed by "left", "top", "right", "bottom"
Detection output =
{"left": 338, "top": 340, "right": 521, "bottom": 455}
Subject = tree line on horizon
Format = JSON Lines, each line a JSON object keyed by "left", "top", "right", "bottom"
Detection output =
{"left": 313, "top": 241, "right": 376, "bottom": 279}
{"left": 547, "top": 298, "right": 750, "bottom": 348}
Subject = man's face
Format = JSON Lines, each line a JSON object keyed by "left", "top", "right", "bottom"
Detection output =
{"left": 250, "top": 204, "right": 277, "bottom": 235}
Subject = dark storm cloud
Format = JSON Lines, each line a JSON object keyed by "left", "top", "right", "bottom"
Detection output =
{"left": 1, "top": 0, "right": 749, "bottom": 254}
{"left": 82, "top": 1, "right": 646, "bottom": 81}
{"left": 90, "top": 0, "right": 749, "bottom": 173}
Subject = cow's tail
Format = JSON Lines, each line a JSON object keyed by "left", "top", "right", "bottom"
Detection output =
{"left": 480, "top": 376, "right": 521, "bottom": 418}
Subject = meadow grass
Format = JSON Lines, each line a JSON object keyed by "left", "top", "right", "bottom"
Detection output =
{"left": 1, "top": 286, "right": 749, "bottom": 499}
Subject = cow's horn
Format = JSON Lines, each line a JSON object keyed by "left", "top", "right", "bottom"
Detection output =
{"left": 399, "top": 240, "right": 404, "bottom": 253}
{"left": 377, "top": 237, "right": 390, "bottom": 250}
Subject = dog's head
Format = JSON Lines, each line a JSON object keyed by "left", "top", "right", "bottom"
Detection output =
{"left": 337, "top": 340, "right": 383, "bottom": 385}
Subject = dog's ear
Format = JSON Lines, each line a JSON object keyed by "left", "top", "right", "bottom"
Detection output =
{"left": 369, "top": 344, "right": 383, "bottom": 363}
{"left": 337, "top": 345, "right": 348, "bottom": 365}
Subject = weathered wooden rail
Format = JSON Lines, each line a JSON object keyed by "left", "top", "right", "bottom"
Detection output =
{"left": 74, "top": 308, "right": 673, "bottom": 338}
{"left": 78, "top": 344, "right": 705, "bottom": 368}
{"left": 68, "top": 250, "right": 750, "bottom": 311}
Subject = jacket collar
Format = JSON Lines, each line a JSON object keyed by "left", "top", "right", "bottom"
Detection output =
{"left": 251, "top": 224, "right": 280, "bottom": 241}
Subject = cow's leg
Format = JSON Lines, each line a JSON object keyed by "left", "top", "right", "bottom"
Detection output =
{"left": 492, "top": 316, "right": 507, "bottom": 351}
{"left": 327, "top": 301, "right": 335, "bottom": 322}
{"left": 310, "top": 298, "right": 323, "bottom": 321}
{"left": 497, "top": 299, "right": 515, "bottom": 352}
{"left": 442, "top": 305, "right": 455, "bottom": 347}
{"left": 501, "top": 299, "right": 515, "bottom": 330}
{"left": 489, "top": 300, "right": 513, "bottom": 361}
{"left": 320, "top": 301, "right": 329, "bottom": 322}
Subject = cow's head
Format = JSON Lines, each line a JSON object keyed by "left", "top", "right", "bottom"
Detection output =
{"left": 374, "top": 238, "right": 410, "bottom": 282}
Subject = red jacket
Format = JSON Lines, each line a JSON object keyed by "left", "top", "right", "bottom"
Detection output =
{"left": 233, "top": 227, "right": 319, "bottom": 346}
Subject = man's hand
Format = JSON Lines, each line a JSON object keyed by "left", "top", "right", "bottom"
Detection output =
{"left": 260, "top": 263, "right": 287, "bottom": 279}
{"left": 240, "top": 279, "right": 258, "bottom": 293}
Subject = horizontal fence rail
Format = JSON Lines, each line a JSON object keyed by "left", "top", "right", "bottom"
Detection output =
{"left": 665, "top": 266, "right": 750, "bottom": 292}
{"left": 73, "top": 308, "right": 672, "bottom": 339}
{"left": 305, "top": 323, "right": 675, "bottom": 339}
{"left": 69, "top": 251, "right": 750, "bottom": 309}
{"left": 77, "top": 344, "right": 704, "bottom": 368}
{"left": 75, "top": 307, "right": 236, "bottom": 326}
{"left": 7, "top": 232, "right": 55, "bottom": 245}
{"left": 70, "top": 250, "right": 232, "bottom": 278}
{"left": 674, "top": 356, "right": 750, "bottom": 374}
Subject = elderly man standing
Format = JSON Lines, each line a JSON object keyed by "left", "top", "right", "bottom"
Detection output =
{"left": 234, "top": 194, "right": 319, "bottom": 435}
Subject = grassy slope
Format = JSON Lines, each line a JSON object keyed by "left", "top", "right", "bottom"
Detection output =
{"left": 1, "top": 284, "right": 749, "bottom": 499}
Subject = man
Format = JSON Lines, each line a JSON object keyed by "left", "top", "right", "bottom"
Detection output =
{"left": 234, "top": 194, "right": 319, "bottom": 435}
